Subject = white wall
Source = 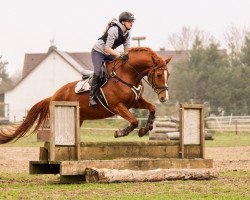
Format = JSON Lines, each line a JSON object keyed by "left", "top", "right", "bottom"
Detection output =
{"left": 5, "top": 51, "right": 82, "bottom": 122}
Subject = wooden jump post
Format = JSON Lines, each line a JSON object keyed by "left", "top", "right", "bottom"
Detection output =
{"left": 49, "top": 101, "right": 80, "bottom": 161}
{"left": 179, "top": 104, "right": 205, "bottom": 159}
{"left": 30, "top": 102, "right": 215, "bottom": 183}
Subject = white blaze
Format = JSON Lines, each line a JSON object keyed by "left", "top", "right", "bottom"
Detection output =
{"left": 164, "top": 70, "right": 169, "bottom": 100}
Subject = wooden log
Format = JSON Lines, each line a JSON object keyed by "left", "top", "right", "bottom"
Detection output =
{"left": 85, "top": 168, "right": 218, "bottom": 183}
{"left": 150, "top": 132, "right": 212, "bottom": 141}
{"left": 154, "top": 121, "right": 177, "bottom": 128}
{"left": 165, "top": 132, "right": 213, "bottom": 140}
{"left": 204, "top": 131, "right": 213, "bottom": 140}
{"left": 60, "top": 159, "right": 213, "bottom": 175}
{"left": 166, "top": 132, "right": 180, "bottom": 140}
{"left": 154, "top": 128, "right": 179, "bottom": 133}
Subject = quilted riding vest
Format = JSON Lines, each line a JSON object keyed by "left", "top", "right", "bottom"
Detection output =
{"left": 99, "top": 24, "right": 129, "bottom": 49}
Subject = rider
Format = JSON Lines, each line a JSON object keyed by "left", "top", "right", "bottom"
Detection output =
{"left": 89, "top": 11, "right": 135, "bottom": 107}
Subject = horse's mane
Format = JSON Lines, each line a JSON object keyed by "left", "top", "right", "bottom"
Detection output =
{"left": 128, "top": 47, "right": 166, "bottom": 82}
{"left": 128, "top": 47, "right": 165, "bottom": 64}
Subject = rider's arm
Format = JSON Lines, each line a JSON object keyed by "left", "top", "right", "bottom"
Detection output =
{"left": 104, "top": 26, "right": 121, "bottom": 57}
{"left": 104, "top": 47, "right": 121, "bottom": 57}
{"left": 124, "top": 33, "right": 130, "bottom": 53}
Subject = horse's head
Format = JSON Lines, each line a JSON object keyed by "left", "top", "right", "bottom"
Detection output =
{"left": 147, "top": 56, "right": 172, "bottom": 103}
{"left": 117, "top": 47, "right": 172, "bottom": 102}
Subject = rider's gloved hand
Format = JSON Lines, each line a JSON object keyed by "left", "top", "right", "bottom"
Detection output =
{"left": 120, "top": 53, "right": 129, "bottom": 61}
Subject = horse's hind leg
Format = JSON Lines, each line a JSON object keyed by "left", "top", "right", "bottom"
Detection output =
{"left": 132, "top": 97, "right": 156, "bottom": 137}
{"left": 112, "top": 103, "right": 139, "bottom": 138}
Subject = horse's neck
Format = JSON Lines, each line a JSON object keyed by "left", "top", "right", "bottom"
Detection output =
{"left": 113, "top": 63, "right": 146, "bottom": 86}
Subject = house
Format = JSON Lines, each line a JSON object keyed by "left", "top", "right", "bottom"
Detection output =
{"left": 4, "top": 46, "right": 190, "bottom": 122}
{"left": 4, "top": 46, "right": 93, "bottom": 122}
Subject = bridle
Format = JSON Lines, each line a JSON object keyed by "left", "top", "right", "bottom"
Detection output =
{"left": 147, "top": 66, "right": 169, "bottom": 95}
{"left": 110, "top": 57, "right": 169, "bottom": 95}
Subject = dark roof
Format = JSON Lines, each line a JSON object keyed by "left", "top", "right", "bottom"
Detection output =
{"left": 22, "top": 49, "right": 93, "bottom": 78}
{"left": 69, "top": 52, "right": 93, "bottom": 71}
{"left": 156, "top": 49, "right": 190, "bottom": 68}
{"left": 157, "top": 50, "right": 189, "bottom": 61}
{"left": 22, "top": 53, "right": 47, "bottom": 77}
{"left": 156, "top": 49, "right": 227, "bottom": 69}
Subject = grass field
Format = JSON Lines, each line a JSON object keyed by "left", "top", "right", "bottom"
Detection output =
{"left": 0, "top": 171, "right": 249, "bottom": 199}
{"left": 0, "top": 121, "right": 249, "bottom": 199}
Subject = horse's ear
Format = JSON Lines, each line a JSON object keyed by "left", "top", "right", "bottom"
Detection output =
{"left": 165, "top": 56, "right": 173, "bottom": 64}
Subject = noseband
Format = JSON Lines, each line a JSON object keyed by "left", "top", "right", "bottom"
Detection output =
{"left": 148, "top": 59, "right": 168, "bottom": 95}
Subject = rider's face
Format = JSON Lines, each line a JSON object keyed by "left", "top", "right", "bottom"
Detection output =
{"left": 123, "top": 20, "right": 134, "bottom": 30}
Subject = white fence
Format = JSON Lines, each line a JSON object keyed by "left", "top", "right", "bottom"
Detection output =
{"left": 206, "top": 116, "right": 250, "bottom": 133}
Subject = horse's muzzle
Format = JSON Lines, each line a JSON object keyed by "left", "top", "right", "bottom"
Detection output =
{"left": 158, "top": 91, "right": 169, "bottom": 102}
{"left": 160, "top": 97, "right": 167, "bottom": 102}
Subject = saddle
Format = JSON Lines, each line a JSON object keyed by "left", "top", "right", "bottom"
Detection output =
{"left": 75, "top": 62, "right": 114, "bottom": 113}
{"left": 75, "top": 63, "right": 109, "bottom": 94}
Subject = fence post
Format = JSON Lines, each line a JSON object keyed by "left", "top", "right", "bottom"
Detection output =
{"left": 235, "top": 120, "right": 238, "bottom": 135}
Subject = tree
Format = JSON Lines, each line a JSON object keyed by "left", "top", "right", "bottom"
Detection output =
{"left": 0, "top": 56, "right": 13, "bottom": 93}
{"left": 239, "top": 35, "right": 250, "bottom": 114}
{"left": 167, "top": 26, "right": 215, "bottom": 51}
{"left": 221, "top": 27, "right": 250, "bottom": 115}
{"left": 169, "top": 37, "right": 231, "bottom": 115}
{"left": 241, "top": 35, "right": 250, "bottom": 66}
{"left": 224, "top": 25, "right": 250, "bottom": 67}
{"left": 166, "top": 27, "right": 250, "bottom": 116}
{"left": 10, "top": 69, "right": 22, "bottom": 84}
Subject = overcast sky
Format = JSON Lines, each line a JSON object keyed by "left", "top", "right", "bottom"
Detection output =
{"left": 0, "top": 0, "right": 249, "bottom": 75}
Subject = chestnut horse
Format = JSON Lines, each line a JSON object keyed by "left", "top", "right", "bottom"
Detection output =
{"left": 0, "top": 47, "right": 172, "bottom": 144}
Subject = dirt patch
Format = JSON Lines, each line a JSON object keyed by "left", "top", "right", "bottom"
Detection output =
{"left": 206, "top": 146, "right": 250, "bottom": 171}
{"left": 0, "top": 147, "right": 39, "bottom": 173}
{"left": 0, "top": 146, "right": 249, "bottom": 173}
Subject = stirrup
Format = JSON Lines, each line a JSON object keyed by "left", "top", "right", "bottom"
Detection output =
{"left": 89, "top": 98, "right": 97, "bottom": 107}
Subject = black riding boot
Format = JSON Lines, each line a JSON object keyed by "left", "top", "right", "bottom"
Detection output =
{"left": 89, "top": 74, "right": 99, "bottom": 107}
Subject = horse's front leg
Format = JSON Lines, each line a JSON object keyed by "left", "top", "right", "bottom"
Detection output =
{"left": 112, "top": 103, "right": 139, "bottom": 138}
{"left": 132, "top": 97, "right": 156, "bottom": 137}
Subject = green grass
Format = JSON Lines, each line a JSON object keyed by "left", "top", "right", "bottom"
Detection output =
{"left": 1, "top": 120, "right": 250, "bottom": 147}
{"left": 206, "top": 132, "right": 250, "bottom": 147}
{"left": 0, "top": 171, "right": 249, "bottom": 199}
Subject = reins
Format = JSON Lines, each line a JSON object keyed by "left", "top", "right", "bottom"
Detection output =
{"left": 109, "top": 57, "right": 169, "bottom": 95}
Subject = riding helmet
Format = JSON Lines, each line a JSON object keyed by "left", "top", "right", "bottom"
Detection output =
{"left": 119, "top": 11, "right": 135, "bottom": 22}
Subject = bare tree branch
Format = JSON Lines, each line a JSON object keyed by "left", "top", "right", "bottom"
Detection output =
{"left": 224, "top": 24, "right": 250, "bottom": 53}
{"left": 167, "top": 26, "right": 215, "bottom": 51}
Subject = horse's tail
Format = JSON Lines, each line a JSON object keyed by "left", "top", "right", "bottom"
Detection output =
{"left": 0, "top": 97, "right": 51, "bottom": 144}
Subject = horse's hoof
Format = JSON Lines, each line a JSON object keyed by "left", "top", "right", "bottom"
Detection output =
{"left": 114, "top": 130, "right": 123, "bottom": 138}
{"left": 148, "top": 125, "right": 153, "bottom": 130}
{"left": 114, "top": 131, "right": 119, "bottom": 138}
{"left": 138, "top": 127, "right": 148, "bottom": 137}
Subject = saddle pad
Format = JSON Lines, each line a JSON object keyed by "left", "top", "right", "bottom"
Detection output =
{"left": 75, "top": 79, "right": 90, "bottom": 93}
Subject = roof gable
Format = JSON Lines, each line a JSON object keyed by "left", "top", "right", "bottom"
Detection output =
{"left": 55, "top": 50, "right": 93, "bottom": 74}
{"left": 10, "top": 48, "right": 94, "bottom": 92}
{"left": 69, "top": 52, "right": 93, "bottom": 71}
{"left": 22, "top": 47, "right": 94, "bottom": 79}
{"left": 22, "top": 53, "right": 47, "bottom": 77}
